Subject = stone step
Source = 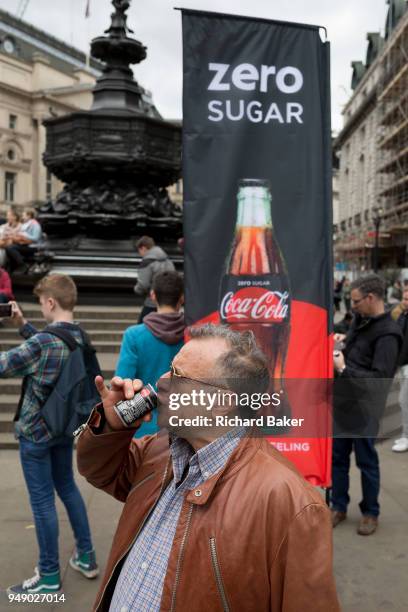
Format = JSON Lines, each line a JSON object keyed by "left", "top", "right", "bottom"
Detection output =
{"left": 0, "top": 413, "right": 13, "bottom": 433}
{"left": 0, "top": 330, "right": 125, "bottom": 343}
{"left": 0, "top": 380, "right": 21, "bottom": 394}
{"left": 16, "top": 318, "right": 136, "bottom": 331}
{"left": 0, "top": 395, "right": 19, "bottom": 412}
{"left": 0, "top": 339, "right": 121, "bottom": 353}
{"left": 0, "top": 355, "right": 116, "bottom": 394}
{"left": 0, "top": 433, "right": 17, "bottom": 450}
{"left": 16, "top": 305, "right": 140, "bottom": 320}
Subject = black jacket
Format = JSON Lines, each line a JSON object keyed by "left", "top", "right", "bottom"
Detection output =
{"left": 396, "top": 311, "right": 408, "bottom": 366}
{"left": 342, "top": 312, "right": 402, "bottom": 379}
{"left": 334, "top": 312, "right": 402, "bottom": 436}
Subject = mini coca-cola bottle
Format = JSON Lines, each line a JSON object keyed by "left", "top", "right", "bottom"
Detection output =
{"left": 219, "top": 179, "right": 291, "bottom": 418}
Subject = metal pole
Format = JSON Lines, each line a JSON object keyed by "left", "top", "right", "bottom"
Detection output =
{"left": 374, "top": 215, "right": 382, "bottom": 273}
{"left": 374, "top": 218, "right": 379, "bottom": 273}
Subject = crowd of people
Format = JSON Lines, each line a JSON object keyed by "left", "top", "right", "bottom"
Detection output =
{"left": 0, "top": 206, "right": 43, "bottom": 274}
{"left": 334, "top": 274, "right": 408, "bottom": 313}
{"left": 2, "top": 245, "right": 408, "bottom": 607}
{"left": 0, "top": 251, "right": 339, "bottom": 607}
{"left": 0, "top": 206, "right": 44, "bottom": 313}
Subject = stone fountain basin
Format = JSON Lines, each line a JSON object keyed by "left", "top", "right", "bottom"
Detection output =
{"left": 43, "top": 111, "right": 181, "bottom": 186}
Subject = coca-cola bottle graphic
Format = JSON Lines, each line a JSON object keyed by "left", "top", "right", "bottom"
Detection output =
{"left": 219, "top": 178, "right": 291, "bottom": 426}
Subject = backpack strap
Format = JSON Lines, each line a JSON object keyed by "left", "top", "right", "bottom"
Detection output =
{"left": 14, "top": 326, "right": 78, "bottom": 423}
{"left": 77, "top": 327, "right": 95, "bottom": 351}
{"left": 14, "top": 377, "right": 29, "bottom": 423}
{"left": 43, "top": 326, "right": 78, "bottom": 351}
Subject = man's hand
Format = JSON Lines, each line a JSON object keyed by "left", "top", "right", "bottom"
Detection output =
{"left": 333, "top": 351, "right": 346, "bottom": 373}
{"left": 95, "top": 375, "right": 153, "bottom": 431}
{"left": 334, "top": 333, "right": 346, "bottom": 343}
{"left": 9, "top": 301, "right": 27, "bottom": 328}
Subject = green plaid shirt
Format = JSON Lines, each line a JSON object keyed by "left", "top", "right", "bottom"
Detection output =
{"left": 0, "top": 321, "right": 84, "bottom": 442}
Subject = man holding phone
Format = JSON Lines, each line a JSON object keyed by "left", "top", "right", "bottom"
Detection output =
{"left": 0, "top": 301, "right": 12, "bottom": 317}
{"left": 77, "top": 324, "right": 339, "bottom": 612}
{"left": 0, "top": 274, "right": 98, "bottom": 594}
{"left": 332, "top": 274, "right": 402, "bottom": 536}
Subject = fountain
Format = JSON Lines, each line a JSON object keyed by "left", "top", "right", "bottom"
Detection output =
{"left": 35, "top": 0, "right": 182, "bottom": 291}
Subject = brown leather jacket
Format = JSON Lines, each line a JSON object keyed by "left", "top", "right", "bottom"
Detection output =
{"left": 77, "top": 408, "right": 340, "bottom": 612}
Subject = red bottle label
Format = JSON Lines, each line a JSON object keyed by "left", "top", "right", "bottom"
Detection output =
{"left": 220, "top": 275, "right": 290, "bottom": 324}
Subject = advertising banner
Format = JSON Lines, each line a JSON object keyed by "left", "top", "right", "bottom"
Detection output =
{"left": 182, "top": 9, "right": 333, "bottom": 486}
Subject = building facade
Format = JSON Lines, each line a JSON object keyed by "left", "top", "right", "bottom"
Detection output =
{"left": 0, "top": 8, "right": 103, "bottom": 217}
{"left": 334, "top": 0, "right": 408, "bottom": 272}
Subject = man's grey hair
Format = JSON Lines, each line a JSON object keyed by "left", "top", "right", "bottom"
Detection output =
{"left": 189, "top": 323, "right": 269, "bottom": 394}
{"left": 351, "top": 274, "right": 385, "bottom": 300}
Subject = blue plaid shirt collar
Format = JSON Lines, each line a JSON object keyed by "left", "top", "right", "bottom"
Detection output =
{"left": 170, "top": 428, "right": 246, "bottom": 487}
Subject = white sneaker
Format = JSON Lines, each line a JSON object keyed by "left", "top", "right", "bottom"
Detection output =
{"left": 392, "top": 437, "right": 408, "bottom": 452}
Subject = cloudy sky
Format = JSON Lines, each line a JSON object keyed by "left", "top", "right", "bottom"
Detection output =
{"left": 1, "top": 0, "right": 389, "bottom": 132}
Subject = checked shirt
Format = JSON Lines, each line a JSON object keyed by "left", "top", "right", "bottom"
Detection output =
{"left": 109, "top": 429, "right": 244, "bottom": 612}
{"left": 0, "top": 321, "right": 84, "bottom": 442}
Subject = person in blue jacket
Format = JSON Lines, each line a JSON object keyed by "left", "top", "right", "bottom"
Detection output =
{"left": 115, "top": 270, "right": 184, "bottom": 436}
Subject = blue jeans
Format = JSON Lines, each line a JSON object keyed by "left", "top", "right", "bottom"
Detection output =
{"left": 19, "top": 436, "right": 93, "bottom": 574}
{"left": 331, "top": 437, "right": 380, "bottom": 517}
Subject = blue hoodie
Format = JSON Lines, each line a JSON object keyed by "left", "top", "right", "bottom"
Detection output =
{"left": 115, "top": 311, "right": 184, "bottom": 436}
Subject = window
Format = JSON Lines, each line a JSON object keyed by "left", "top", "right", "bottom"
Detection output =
{"left": 9, "top": 114, "right": 17, "bottom": 130}
{"left": 7, "top": 149, "right": 15, "bottom": 161}
{"left": 46, "top": 169, "right": 52, "bottom": 200}
{"left": 5, "top": 172, "right": 16, "bottom": 202}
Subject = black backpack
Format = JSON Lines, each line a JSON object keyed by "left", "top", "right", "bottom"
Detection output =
{"left": 39, "top": 326, "right": 102, "bottom": 437}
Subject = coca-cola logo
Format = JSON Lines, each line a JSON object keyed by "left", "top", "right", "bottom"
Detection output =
{"left": 220, "top": 288, "right": 289, "bottom": 323}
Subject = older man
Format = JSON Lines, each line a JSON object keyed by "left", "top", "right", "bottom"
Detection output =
{"left": 77, "top": 324, "right": 339, "bottom": 612}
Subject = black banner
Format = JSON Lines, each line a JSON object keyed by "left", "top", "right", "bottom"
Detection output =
{"left": 181, "top": 10, "right": 332, "bottom": 485}
{"left": 182, "top": 9, "right": 332, "bottom": 322}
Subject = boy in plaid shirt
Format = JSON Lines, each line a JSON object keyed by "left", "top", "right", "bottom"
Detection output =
{"left": 0, "top": 274, "right": 98, "bottom": 594}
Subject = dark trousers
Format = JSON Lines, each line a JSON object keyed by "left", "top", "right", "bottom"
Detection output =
{"left": 333, "top": 298, "right": 341, "bottom": 312}
{"left": 138, "top": 304, "right": 156, "bottom": 323}
{"left": 331, "top": 437, "right": 380, "bottom": 517}
{"left": 0, "top": 293, "right": 8, "bottom": 303}
{"left": 5, "top": 245, "right": 32, "bottom": 271}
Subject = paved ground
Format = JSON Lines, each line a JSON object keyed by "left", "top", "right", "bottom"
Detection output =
{"left": 0, "top": 441, "right": 407, "bottom": 611}
{"left": 0, "top": 448, "right": 122, "bottom": 612}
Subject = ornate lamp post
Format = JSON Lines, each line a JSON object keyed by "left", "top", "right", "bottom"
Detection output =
{"left": 372, "top": 206, "right": 383, "bottom": 273}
